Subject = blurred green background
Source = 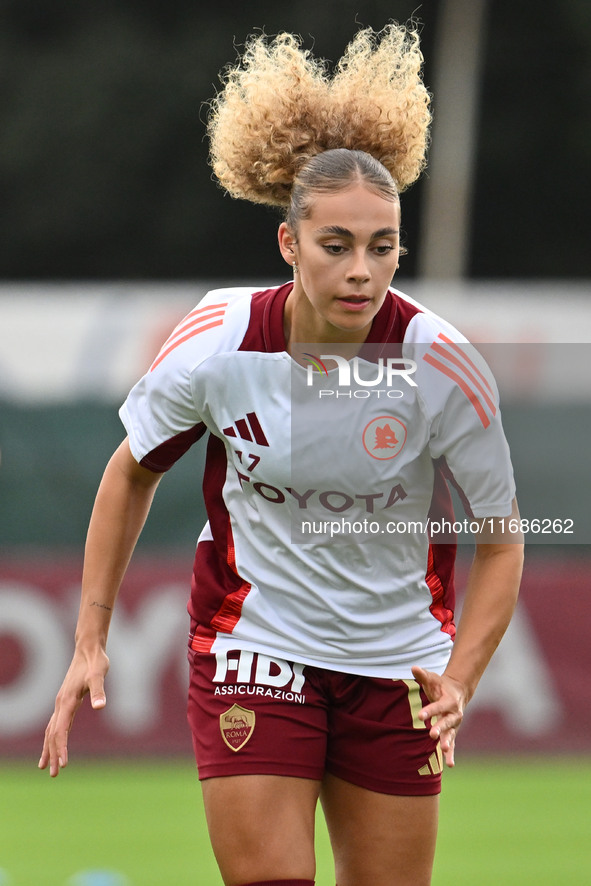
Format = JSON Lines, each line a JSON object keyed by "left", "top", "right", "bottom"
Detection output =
{"left": 2, "top": 758, "right": 590, "bottom": 885}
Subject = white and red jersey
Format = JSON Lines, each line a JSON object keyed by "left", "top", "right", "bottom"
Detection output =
{"left": 120, "top": 283, "right": 515, "bottom": 678}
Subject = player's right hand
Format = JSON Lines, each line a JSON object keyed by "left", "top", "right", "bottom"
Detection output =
{"left": 38, "top": 645, "right": 109, "bottom": 777}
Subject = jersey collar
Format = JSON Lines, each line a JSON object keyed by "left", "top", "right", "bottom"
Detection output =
{"left": 262, "top": 284, "right": 399, "bottom": 352}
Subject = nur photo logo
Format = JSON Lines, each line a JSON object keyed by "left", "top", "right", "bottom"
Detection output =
{"left": 303, "top": 353, "right": 418, "bottom": 399}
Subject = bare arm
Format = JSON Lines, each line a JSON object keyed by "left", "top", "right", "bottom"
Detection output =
{"left": 39, "top": 438, "right": 163, "bottom": 776}
{"left": 413, "top": 497, "right": 524, "bottom": 766}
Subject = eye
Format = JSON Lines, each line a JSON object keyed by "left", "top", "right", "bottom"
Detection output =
{"left": 322, "top": 243, "right": 347, "bottom": 255}
{"left": 373, "top": 244, "right": 395, "bottom": 255}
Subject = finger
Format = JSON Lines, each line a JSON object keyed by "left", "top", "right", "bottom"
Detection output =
{"left": 438, "top": 725, "right": 454, "bottom": 750}
{"left": 38, "top": 715, "right": 54, "bottom": 770}
{"left": 44, "top": 693, "right": 81, "bottom": 777}
{"left": 428, "top": 706, "right": 462, "bottom": 732}
{"left": 411, "top": 665, "right": 432, "bottom": 690}
{"left": 40, "top": 732, "right": 63, "bottom": 778}
{"left": 47, "top": 720, "right": 69, "bottom": 777}
{"left": 442, "top": 743, "right": 455, "bottom": 767}
{"left": 38, "top": 734, "right": 63, "bottom": 774}
{"left": 89, "top": 675, "right": 106, "bottom": 709}
{"left": 411, "top": 666, "right": 443, "bottom": 706}
{"left": 38, "top": 714, "right": 60, "bottom": 777}
{"left": 440, "top": 730, "right": 456, "bottom": 767}
{"left": 38, "top": 739, "right": 50, "bottom": 771}
{"left": 416, "top": 694, "right": 452, "bottom": 731}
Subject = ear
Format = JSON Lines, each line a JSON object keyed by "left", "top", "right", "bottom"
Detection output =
{"left": 278, "top": 222, "right": 298, "bottom": 268}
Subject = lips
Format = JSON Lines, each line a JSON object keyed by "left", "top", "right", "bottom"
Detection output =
{"left": 338, "top": 295, "right": 372, "bottom": 311}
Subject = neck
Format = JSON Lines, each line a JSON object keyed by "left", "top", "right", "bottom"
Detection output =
{"left": 283, "top": 283, "right": 372, "bottom": 361}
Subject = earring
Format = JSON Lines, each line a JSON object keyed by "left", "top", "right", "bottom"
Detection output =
{"left": 292, "top": 262, "right": 299, "bottom": 275}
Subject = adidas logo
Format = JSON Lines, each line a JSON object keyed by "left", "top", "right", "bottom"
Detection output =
{"left": 223, "top": 412, "right": 269, "bottom": 447}
{"left": 418, "top": 742, "right": 443, "bottom": 776}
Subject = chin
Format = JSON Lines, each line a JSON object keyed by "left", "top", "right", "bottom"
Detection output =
{"left": 329, "top": 316, "right": 373, "bottom": 337}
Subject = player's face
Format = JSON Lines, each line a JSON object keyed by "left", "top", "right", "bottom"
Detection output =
{"left": 279, "top": 183, "right": 400, "bottom": 343}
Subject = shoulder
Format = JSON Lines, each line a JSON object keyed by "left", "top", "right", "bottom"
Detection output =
{"left": 390, "top": 287, "right": 469, "bottom": 345}
{"left": 393, "top": 288, "right": 499, "bottom": 427}
{"left": 149, "top": 285, "right": 272, "bottom": 376}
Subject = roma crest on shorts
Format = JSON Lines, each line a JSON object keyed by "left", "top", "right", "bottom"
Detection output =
{"left": 220, "top": 703, "right": 256, "bottom": 751}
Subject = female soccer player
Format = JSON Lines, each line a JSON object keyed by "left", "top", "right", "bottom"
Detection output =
{"left": 40, "top": 25, "right": 524, "bottom": 886}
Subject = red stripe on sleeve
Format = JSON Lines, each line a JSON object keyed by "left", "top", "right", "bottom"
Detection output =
{"left": 437, "top": 333, "right": 495, "bottom": 398}
{"left": 423, "top": 352, "right": 491, "bottom": 428}
{"left": 160, "top": 305, "right": 228, "bottom": 350}
{"left": 430, "top": 341, "right": 497, "bottom": 415}
{"left": 150, "top": 318, "right": 225, "bottom": 371}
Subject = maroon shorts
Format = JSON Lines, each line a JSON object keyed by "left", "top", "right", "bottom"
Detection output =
{"left": 187, "top": 647, "right": 442, "bottom": 796}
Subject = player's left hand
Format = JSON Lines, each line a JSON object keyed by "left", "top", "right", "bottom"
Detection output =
{"left": 411, "top": 666, "right": 467, "bottom": 768}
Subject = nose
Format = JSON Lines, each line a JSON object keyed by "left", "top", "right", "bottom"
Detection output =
{"left": 346, "top": 249, "right": 370, "bottom": 282}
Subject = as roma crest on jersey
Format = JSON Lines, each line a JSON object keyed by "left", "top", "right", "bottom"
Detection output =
{"left": 220, "top": 703, "right": 256, "bottom": 751}
{"left": 362, "top": 416, "right": 407, "bottom": 460}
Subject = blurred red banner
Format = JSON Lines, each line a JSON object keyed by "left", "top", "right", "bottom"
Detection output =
{"left": 1, "top": 550, "right": 589, "bottom": 759}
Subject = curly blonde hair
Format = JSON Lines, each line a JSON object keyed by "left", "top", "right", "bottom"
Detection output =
{"left": 207, "top": 23, "right": 431, "bottom": 210}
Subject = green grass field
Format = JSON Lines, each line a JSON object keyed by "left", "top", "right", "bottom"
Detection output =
{"left": 0, "top": 757, "right": 589, "bottom": 885}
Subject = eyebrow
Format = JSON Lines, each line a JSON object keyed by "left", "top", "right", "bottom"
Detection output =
{"left": 316, "top": 225, "right": 399, "bottom": 238}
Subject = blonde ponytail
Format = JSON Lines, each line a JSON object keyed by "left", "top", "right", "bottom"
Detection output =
{"left": 206, "top": 23, "right": 431, "bottom": 207}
